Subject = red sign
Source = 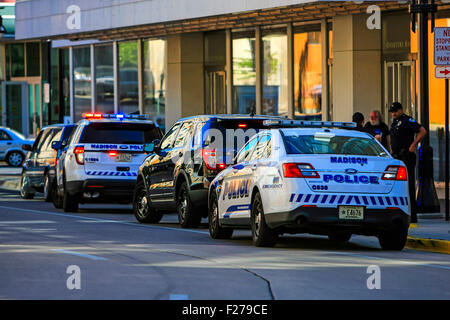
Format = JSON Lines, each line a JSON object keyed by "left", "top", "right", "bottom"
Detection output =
{"left": 435, "top": 66, "right": 450, "bottom": 79}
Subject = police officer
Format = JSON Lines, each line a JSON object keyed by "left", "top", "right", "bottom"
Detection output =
{"left": 389, "top": 102, "right": 427, "bottom": 222}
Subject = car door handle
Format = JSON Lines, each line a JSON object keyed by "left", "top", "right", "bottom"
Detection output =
{"left": 178, "top": 152, "right": 183, "bottom": 158}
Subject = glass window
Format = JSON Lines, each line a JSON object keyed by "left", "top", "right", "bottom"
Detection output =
{"left": 232, "top": 30, "right": 256, "bottom": 114}
{"left": 26, "top": 42, "right": 41, "bottom": 77}
{"left": 251, "top": 134, "right": 271, "bottom": 160}
{"left": 0, "top": 130, "right": 12, "bottom": 141}
{"left": 262, "top": 29, "right": 288, "bottom": 117}
{"left": 294, "top": 30, "right": 322, "bottom": 120}
{"left": 80, "top": 123, "right": 160, "bottom": 144}
{"left": 159, "top": 123, "right": 181, "bottom": 150}
{"left": 11, "top": 43, "right": 25, "bottom": 77}
{"left": 95, "top": 44, "right": 114, "bottom": 114}
{"left": 73, "top": 47, "right": 92, "bottom": 122}
{"left": 143, "top": 39, "right": 166, "bottom": 131}
{"left": 173, "top": 122, "right": 194, "bottom": 148}
{"left": 119, "top": 41, "right": 139, "bottom": 114}
{"left": 236, "top": 136, "right": 259, "bottom": 163}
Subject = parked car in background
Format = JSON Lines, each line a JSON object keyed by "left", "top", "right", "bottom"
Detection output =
{"left": 20, "top": 124, "right": 76, "bottom": 202}
{"left": 0, "top": 127, "right": 34, "bottom": 167}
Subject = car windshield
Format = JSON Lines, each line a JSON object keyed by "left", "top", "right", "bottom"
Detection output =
{"left": 282, "top": 132, "right": 389, "bottom": 157}
{"left": 80, "top": 123, "right": 160, "bottom": 144}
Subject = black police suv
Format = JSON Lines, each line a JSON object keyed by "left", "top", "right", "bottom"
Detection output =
{"left": 133, "top": 114, "right": 284, "bottom": 228}
{"left": 20, "top": 124, "right": 76, "bottom": 206}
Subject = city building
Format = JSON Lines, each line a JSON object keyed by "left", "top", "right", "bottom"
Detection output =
{"left": 10, "top": 0, "right": 450, "bottom": 183}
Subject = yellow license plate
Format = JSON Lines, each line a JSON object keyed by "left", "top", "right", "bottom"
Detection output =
{"left": 339, "top": 206, "right": 364, "bottom": 220}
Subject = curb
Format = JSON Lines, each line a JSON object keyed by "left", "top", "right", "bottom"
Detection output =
{"left": 406, "top": 236, "right": 450, "bottom": 255}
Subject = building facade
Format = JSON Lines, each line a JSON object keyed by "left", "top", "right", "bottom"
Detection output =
{"left": 12, "top": 0, "right": 450, "bottom": 182}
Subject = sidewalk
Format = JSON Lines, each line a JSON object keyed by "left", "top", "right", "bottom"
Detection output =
{"left": 407, "top": 218, "right": 450, "bottom": 255}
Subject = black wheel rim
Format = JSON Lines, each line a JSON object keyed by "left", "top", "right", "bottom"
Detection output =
{"left": 210, "top": 198, "right": 218, "bottom": 233}
{"left": 136, "top": 189, "right": 149, "bottom": 219}
{"left": 178, "top": 188, "right": 188, "bottom": 223}
{"left": 252, "top": 197, "right": 262, "bottom": 239}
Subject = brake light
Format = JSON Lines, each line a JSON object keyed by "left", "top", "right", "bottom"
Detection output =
{"left": 108, "top": 151, "right": 118, "bottom": 157}
{"left": 202, "top": 149, "right": 218, "bottom": 170}
{"left": 218, "top": 163, "right": 227, "bottom": 171}
{"left": 238, "top": 123, "right": 247, "bottom": 129}
{"left": 382, "top": 165, "right": 408, "bottom": 181}
{"left": 74, "top": 146, "right": 85, "bottom": 165}
{"left": 282, "top": 163, "right": 320, "bottom": 178}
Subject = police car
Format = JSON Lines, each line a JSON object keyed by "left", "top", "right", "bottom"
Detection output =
{"left": 208, "top": 120, "right": 410, "bottom": 250}
{"left": 55, "top": 113, "right": 162, "bottom": 212}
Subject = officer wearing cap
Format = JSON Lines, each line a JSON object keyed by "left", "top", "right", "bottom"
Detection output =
{"left": 389, "top": 102, "right": 427, "bottom": 220}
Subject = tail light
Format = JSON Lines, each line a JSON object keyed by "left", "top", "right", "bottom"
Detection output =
{"left": 282, "top": 163, "right": 320, "bottom": 178}
{"left": 201, "top": 149, "right": 226, "bottom": 171}
{"left": 108, "top": 151, "right": 118, "bottom": 157}
{"left": 382, "top": 165, "right": 408, "bottom": 181}
{"left": 74, "top": 146, "right": 85, "bottom": 165}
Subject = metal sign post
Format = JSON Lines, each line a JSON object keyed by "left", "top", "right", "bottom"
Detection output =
{"left": 446, "top": 78, "right": 449, "bottom": 221}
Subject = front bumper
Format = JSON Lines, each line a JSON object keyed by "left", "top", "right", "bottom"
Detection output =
{"left": 66, "top": 179, "right": 136, "bottom": 202}
{"left": 265, "top": 207, "right": 410, "bottom": 236}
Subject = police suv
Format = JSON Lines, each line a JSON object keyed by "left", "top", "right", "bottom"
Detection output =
{"left": 55, "top": 113, "right": 162, "bottom": 212}
{"left": 208, "top": 120, "right": 410, "bottom": 250}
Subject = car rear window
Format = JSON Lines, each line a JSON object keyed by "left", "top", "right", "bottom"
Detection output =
{"left": 282, "top": 132, "right": 389, "bottom": 157}
{"left": 80, "top": 123, "right": 161, "bottom": 144}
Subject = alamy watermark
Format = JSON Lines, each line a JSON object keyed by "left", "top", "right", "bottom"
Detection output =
{"left": 66, "top": 265, "right": 81, "bottom": 290}
{"left": 366, "top": 265, "right": 381, "bottom": 290}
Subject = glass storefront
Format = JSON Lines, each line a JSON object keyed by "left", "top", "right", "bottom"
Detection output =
{"left": 119, "top": 41, "right": 139, "bottom": 114}
{"left": 232, "top": 30, "right": 256, "bottom": 114}
{"left": 95, "top": 44, "right": 114, "bottom": 114}
{"left": 143, "top": 39, "right": 166, "bottom": 131}
{"left": 73, "top": 46, "right": 92, "bottom": 122}
{"left": 262, "top": 28, "right": 288, "bottom": 117}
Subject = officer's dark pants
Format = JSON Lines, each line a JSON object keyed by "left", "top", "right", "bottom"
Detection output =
{"left": 396, "top": 152, "right": 417, "bottom": 220}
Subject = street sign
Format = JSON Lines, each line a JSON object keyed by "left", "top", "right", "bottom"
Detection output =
{"left": 434, "top": 27, "right": 450, "bottom": 65}
{"left": 436, "top": 66, "right": 450, "bottom": 78}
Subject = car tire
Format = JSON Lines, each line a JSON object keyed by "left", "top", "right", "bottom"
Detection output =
{"left": 378, "top": 225, "right": 408, "bottom": 251}
{"left": 51, "top": 178, "right": 63, "bottom": 209}
{"left": 251, "top": 192, "right": 278, "bottom": 247}
{"left": 20, "top": 172, "right": 34, "bottom": 199}
{"left": 177, "top": 181, "right": 201, "bottom": 228}
{"left": 43, "top": 174, "right": 52, "bottom": 202}
{"left": 208, "top": 191, "right": 233, "bottom": 239}
{"left": 133, "top": 180, "right": 163, "bottom": 223}
{"left": 63, "top": 186, "right": 79, "bottom": 212}
{"left": 7, "top": 151, "right": 24, "bottom": 167}
{"left": 328, "top": 233, "right": 352, "bottom": 242}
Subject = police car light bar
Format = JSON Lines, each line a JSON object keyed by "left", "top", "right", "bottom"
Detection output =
{"left": 262, "top": 120, "right": 357, "bottom": 129}
{"left": 82, "top": 113, "right": 149, "bottom": 120}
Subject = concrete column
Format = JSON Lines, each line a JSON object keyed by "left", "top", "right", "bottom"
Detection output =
{"left": 166, "top": 32, "right": 205, "bottom": 129}
{"left": 332, "top": 14, "right": 382, "bottom": 122}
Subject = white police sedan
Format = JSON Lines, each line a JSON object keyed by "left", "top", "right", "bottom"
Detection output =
{"left": 208, "top": 120, "right": 410, "bottom": 250}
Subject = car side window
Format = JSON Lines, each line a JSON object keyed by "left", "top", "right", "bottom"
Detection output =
{"left": 39, "top": 129, "right": 56, "bottom": 153}
{"left": 35, "top": 130, "right": 52, "bottom": 152}
{"left": 236, "top": 136, "right": 259, "bottom": 164}
{"left": 173, "top": 122, "right": 194, "bottom": 148}
{"left": 0, "top": 130, "right": 12, "bottom": 141}
{"left": 47, "top": 129, "right": 63, "bottom": 151}
{"left": 251, "top": 134, "right": 271, "bottom": 160}
{"left": 159, "top": 123, "right": 181, "bottom": 150}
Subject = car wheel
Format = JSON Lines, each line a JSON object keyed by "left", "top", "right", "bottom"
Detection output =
{"left": 251, "top": 192, "right": 278, "bottom": 247}
{"left": 208, "top": 191, "right": 233, "bottom": 239}
{"left": 20, "top": 172, "right": 34, "bottom": 199}
{"left": 378, "top": 225, "right": 408, "bottom": 251}
{"left": 328, "top": 233, "right": 352, "bottom": 242}
{"left": 51, "top": 178, "right": 63, "bottom": 209}
{"left": 63, "top": 185, "right": 79, "bottom": 212}
{"left": 7, "top": 151, "right": 24, "bottom": 167}
{"left": 43, "top": 174, "right": 52, "bottom": 202}
{"left": 177, "top": 181, "right": 201, "bottom": 228}
{"left": 133, "top": 180, "right": 163, "bottom": 223}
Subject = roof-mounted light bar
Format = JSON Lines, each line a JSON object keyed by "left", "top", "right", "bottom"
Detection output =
{"left": 82, "top": 113, "right": 150, "bottom": 120}
{"left": 262, "top": 120, "right": 357, "bottom": 129}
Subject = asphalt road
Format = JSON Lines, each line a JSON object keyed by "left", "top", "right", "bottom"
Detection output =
{"left": 0, "top": 188, "right": 449, "bottom": 300}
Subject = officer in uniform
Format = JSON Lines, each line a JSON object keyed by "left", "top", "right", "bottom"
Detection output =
{"left": 389, "top": 102, "right": 427, "bottom": 222}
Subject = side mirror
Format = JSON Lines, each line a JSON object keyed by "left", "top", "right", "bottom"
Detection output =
{"left": 144, "top": 139, "right": 160, "bottom": 154}
{"left": 22, "top": 144, "right": 32, "bottom": 152}
{"left": 51, "top": 141, "right": 62, "bottom": 150}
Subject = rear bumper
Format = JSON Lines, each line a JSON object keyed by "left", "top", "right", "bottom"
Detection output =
{"left": 66, "top": 179, "right": 136, "bottom": 202}
{"left": 265, "top": 207, "right": 410, "bottom": 236}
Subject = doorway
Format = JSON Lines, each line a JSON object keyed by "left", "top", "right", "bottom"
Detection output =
{"left": 1, "top": 82, "right": 29, "bottom": 136}
{"left": 205, "top": 70, "right": 226, "bottom": 115}
{"left": 384, "top": 61, "right": 417, "bottom": 125}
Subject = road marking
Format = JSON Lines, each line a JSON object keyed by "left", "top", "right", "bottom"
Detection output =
{"left": 0, "top": 205, "right": 209, "bottom": 235}
{"left": 53, "top": 249, "right": 108, "bottom": 261}
{"left": 169, "top": 294, "right": 189, "bottom": 300}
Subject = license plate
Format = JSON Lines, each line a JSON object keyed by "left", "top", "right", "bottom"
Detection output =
{"left": 339, "top": 206, "right": 364, "bottom": 220}
{"left": 115, "top": 153, "right": 132, "bottom": 162}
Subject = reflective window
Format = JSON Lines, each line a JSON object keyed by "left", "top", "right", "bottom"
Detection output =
{"left": 232, "top": 30, "right": 256, "bottom": 114}
{"left": 251, "top": 134, "right": 271, "bottom": 160}
{"left": 10, "top": 44, "right": 25, "bottom": 77}
{"left": 119, "top": 41, "right": 139, "bottom": 114}
{"left": 95, "top": 45, "right": 114, "bottom": 114}
{"left": 236, "top": 136, "right": 259, "bottom": 163}
{"left": 173, "top": 122, "right": 194, "bottom": 148}
{"left": 73, "top": 47, "right": 92, "bottom": 122}
{"left": 262, "top": 29, "right": 288, "bottom": 117}
{"left": 143, "top": 39, "right": 166, "bottom": 131}
{"left": 159, "top": 123, "right": 181, "bottom": 150}
{"left": 26, "top": 42, "right": 41, "bottom": 77}
{"left": 294, "top": 30, "right": 322, "bottom": 120}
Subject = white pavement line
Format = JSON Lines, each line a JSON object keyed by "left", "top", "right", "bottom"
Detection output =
{"left": 330, "top": 251, "right": 450, "bottom": 271}
{"left": 53, "top": 249, "right": 108, "bottom": 261}
{"left": 169, "top": 294, "right": 189, "bottom": 300}
{"left": 0, "top": 205, "right": 209, "bottom": 235}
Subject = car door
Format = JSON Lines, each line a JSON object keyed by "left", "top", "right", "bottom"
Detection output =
{"left": 220, "top": 135, "right": 260, "bottom": 225}
{"left": 37, "top": 128, "right": 60, "bottom": 176}
{"left": 0, "top": 130, "right": 13, "bottom": 160}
